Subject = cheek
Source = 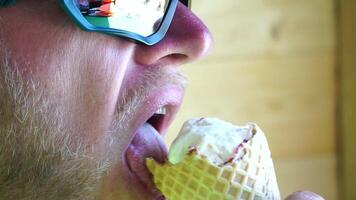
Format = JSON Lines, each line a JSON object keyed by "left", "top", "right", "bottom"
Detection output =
{"left": 3, "top": 29, "right": 56, "bottom": 77}
{"left": 0, "top": 8, "right": 70, "bottom": 76}
{"left": 1, "top": 4, "right": 136, "bottom": 141}
{"left": 52, "top": 42, "right": 135, "bottom": 142}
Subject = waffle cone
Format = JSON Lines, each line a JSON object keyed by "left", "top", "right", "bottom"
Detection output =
{"left": 146, "top": 130, "right": 280, "bottom": 200}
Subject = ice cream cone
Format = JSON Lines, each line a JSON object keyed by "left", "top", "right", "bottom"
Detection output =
{"left": 146, "top": 128, "right": 280, "bottom": 200}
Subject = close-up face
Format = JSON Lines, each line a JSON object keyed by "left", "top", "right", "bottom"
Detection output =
{"left": 0, "top": 0, "right": 212, "bottom": 199}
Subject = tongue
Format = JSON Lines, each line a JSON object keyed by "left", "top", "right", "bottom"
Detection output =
{"left": 126, "top": 123, "right": 168, "bottom": 190}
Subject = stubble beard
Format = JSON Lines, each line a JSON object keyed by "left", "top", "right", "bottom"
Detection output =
{"left": 0, "top": 50, "right": 186, "bottom": 199}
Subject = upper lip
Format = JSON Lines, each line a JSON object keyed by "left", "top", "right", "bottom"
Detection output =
{"left": 144, "top": 88, "right": 181, "bottom": 128}
{"left": 124, "top": 85, "right": 184, "bottom": 198}
{"left": 130, "top": 85, "right": 184, "bottom": 137}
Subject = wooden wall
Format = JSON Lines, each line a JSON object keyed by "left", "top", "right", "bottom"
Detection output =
{"left": 165, "top": 0, "right": 339, "bottom": 199}
{"left": 339, "top": 0, "right": 356, "bottom": 199}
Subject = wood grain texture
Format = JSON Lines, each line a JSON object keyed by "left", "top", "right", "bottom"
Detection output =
{"left": 165, "top": 0, "right": 338, "bottom": 198}
{"left": 339, "top": 0, "right": 356, "bottom": 199}
{"left": 275, "top": 154, "right": 338, "bottom": 200}
{"left": 192, "top": 0, "right": 335, "bottom": 61}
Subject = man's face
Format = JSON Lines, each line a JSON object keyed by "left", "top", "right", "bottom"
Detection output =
{"left": 0, "top": 0, "right": 212, "bottom": 199}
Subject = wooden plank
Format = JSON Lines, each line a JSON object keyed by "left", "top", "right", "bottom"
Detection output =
{"left": 275, "top": 154, "right": 338, "bottom": 200}
{"left": 191, "top": 0, "right": 335, "bottom": 61}
{"left": 339, "top": 0, "right": 356, "bottom": 199}
{"left": 167, "top": 55, "right": 335, "bottom": 158}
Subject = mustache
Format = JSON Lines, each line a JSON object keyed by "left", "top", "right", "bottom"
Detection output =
{"left": 104, "top": 65, "right": 187, "bottom": 159}
{"left": 116, "top": 66, "right": 187, "bottom": 120}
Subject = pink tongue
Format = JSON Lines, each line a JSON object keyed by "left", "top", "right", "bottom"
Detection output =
{"left": 126, "top": 123, "right": 168, "bottom": 190}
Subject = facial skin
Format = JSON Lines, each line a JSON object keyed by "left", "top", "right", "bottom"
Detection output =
{"left": 0, "top": 0, "right": 212, "bottom": 199}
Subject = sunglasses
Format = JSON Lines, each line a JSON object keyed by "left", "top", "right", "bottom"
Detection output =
{"left": 59, "top": 0, "right": 191, "bottom": 45}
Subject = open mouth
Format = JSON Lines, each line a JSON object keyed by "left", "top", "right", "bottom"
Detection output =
{"left": 122, "top": 85, "right": 184, "bottom": 199}
{"left": 124, "top": 105, "right": 175, "bottom": 199}
{"left": 146, "top": 106, "right": 167, "bottom": 134}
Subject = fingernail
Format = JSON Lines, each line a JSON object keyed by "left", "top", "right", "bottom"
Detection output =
{"left": 285, "top": 191, "right": 325, "bottom": 200}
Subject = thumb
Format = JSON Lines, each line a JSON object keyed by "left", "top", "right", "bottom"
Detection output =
{"left": 285, "top": 191, "right": 325, "bottom": 200}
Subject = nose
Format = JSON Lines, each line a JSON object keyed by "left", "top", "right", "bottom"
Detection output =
{"left": 134, "top": 2, "right": 213, "bottom": 66}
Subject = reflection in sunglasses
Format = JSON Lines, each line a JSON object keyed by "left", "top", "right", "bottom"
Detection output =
{"left": 77, "top": 0, "right": 165, "bottom": 17}
{"left": 76, "top": 0, "right": 168, "bottom": 36}
{"left": 77, "top": 0, "right": 115, "bottom": 17}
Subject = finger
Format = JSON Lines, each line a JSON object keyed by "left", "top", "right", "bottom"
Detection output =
{"left": 285, "top": 191, "right": 325, "bottom": 200}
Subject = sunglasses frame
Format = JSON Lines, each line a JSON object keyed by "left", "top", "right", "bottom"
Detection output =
{"left": 59, "top": 0, "right": 190, "bottom": 45}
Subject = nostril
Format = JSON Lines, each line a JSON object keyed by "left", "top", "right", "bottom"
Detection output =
{"left": 164, "top": 53, "right": 188, "bottom": 61}
{"left": 157, "top": 53, "right": 189, "bottom": 65}
{"left": 168, "top": 53, "right": 188, "bottom": 60}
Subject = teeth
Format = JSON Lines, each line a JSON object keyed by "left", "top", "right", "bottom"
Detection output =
{"left": 155, "top": 106, "right": 167, "bottom": 115}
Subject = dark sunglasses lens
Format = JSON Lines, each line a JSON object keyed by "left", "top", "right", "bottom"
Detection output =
{"left": 76, "top": 0, "right": 170, "bottom": 37}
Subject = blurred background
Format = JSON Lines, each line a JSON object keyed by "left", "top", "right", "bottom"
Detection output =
{"left": 165, "top": 0, "right": 356, "bottom": 200}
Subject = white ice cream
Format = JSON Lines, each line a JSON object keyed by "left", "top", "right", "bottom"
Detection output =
{"left": 168, "top": 118, "right": 257, "bottom": 165}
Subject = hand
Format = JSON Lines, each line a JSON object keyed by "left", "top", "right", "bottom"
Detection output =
{"left": 285, "top": 191, "right": 325, "bottom": 200}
